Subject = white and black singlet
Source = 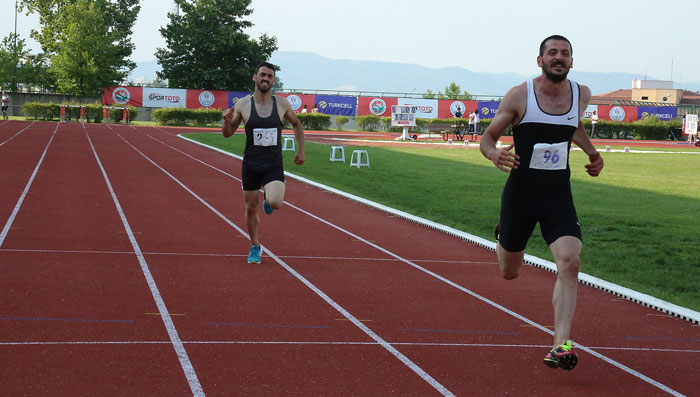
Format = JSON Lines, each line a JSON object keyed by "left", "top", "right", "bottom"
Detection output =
{"left": 498, "top": 79, "right": 582, "bottom": 252}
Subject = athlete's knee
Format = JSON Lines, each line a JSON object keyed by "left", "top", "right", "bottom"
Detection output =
{"left": 557, "top": 254, "right": 581, "bottom": 279}
{"left": 267, "top": 197, "right": 283, "bottom": 209}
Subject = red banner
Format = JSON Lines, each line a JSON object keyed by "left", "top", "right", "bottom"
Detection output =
{"left": 275, "top": 93, "right": 315, "bottom": 113}
{"left": 186, "top": 89, "right": 229, "bottom": 109}
{"left": 102, "top": 86, "right": 143, "bottom": 107}
{"left": 597, "top": 105, "right": 638, "bottom": 122}
{"left": 438, "top": 99, "right": 478, "bottom": 119}
{"left": 357, "top": 97, "right": 398, "bottom": 117}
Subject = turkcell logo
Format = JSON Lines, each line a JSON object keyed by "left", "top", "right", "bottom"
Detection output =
{"left": 609, "top": 106, "right": 625, "bottom": 121}
{"left": 287, "top": 95, "right": 302, "bottom": 111}
{"left": 369, "top": 99, "right": 386, "bottom": 116}
{"left": 198, "top": 91, "right": 215, "bottom": 107}
{"left": 319, "top": 101, "right": 328, "bottom": 110}
{"left": 112, "top": 87, "right": 130, "bottom": 105}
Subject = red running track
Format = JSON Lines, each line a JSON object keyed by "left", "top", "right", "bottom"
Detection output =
{"left": 0, "top": 120, "right": 698, "bottom": 396}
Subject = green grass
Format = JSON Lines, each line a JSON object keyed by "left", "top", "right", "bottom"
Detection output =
{"left": 184, "top": 132, "right": 700, "bottom": 312}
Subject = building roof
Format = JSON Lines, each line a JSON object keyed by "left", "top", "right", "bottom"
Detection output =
{"left": 592, "top": 89, "right": 700, "bottom": 105}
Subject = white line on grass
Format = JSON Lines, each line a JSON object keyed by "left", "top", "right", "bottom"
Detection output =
{"left": 0, "top": 122, "right": 57, "bottom": 247}
{"left": 172, "top": 132, "right": 685, "bottom": 397}
{"left": 87, "top": 124, "right": 204, "bottom": 397}
{"left": 114, "top": 125, "right": 455, "bottom": 397}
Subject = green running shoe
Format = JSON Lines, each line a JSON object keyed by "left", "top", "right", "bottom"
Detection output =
{"left": 543, "top": 340, "right": 578, "bottom": 370}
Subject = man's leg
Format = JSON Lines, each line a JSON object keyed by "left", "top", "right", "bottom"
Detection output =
{"left": 243, "top": 190, "right": 260, "bottom": 246}
{"left": 263, "top": 180, "right": 286, "bottom": 211}
{"left": 496, "top": 243, "right": 524, "bottom": 280}
{"left": 548, "top": 236, "right": 582, "bottom": 348}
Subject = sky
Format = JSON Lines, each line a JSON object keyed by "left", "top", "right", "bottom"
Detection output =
{"left": 4, "top": 0, "right": 700, "bottom": 85}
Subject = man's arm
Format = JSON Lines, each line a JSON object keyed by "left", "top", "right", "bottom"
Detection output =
{"left": 222, "top": 106, "right": 242, "bottom": 138}
{"left": 280, "top": 98, "right": 305, "bottom": 165}
{"left": 573, "top": 85, "right": 603, "bottom": 177}
{"left": 479, "top": 84, "right": 525, "bottom": 172}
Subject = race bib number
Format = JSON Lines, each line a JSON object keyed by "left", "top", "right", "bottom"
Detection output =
{"left": 529, "top": 142, "right": 568, "bottom": 170}
{"left": 253, "top": 128, "right": 278, "bottom": 147}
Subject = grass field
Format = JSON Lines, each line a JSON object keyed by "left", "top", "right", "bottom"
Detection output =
{"left": 185, "top": 133, "right": 700, "bottom": 312}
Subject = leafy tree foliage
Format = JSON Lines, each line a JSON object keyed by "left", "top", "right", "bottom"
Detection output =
{"left": 156, "top": 0, "right": 277, "bottom": 91}
{"left": 422, "top": 82, "right": 473, "bottom": 100}
{"left": 0, "top": 33, "right": 54, "bottom": 92}
{"left": 20, "top": 0, "right": 140, "bottom": 96}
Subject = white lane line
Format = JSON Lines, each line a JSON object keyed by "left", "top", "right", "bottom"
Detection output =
{"left": 3, "top": 340, "right": 699, "bottom": 354}
{"left": 0, "top": 247, "right": 494, "bottom": 265}
{"left": 0, "top": 123, "right": 57, "bottom": 248}
{"left": 0, "top": 121, "right": 35, "bottom": 148}
{"left": 113, "top": 127, "right": 455, "bottom": 397}
{"left": 85, "top": 124, "right": 204, "bottom": 397}
{"left": 162, "top": 132, "right": 686, "bottom": 396}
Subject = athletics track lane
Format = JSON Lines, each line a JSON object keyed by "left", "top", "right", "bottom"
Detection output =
{"left": 0, "top": 120, "right": 697, "bottom": 395}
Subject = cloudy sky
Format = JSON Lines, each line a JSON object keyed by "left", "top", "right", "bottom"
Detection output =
{"left": 4, "top": 0, "right": 700, "bottom": 84}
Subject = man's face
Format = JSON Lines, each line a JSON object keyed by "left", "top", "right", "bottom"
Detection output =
{"left": 538, "top": 39, "right": 573, "bottom": 83}
{"left": 253, "top": 66, "right": 275, "bottom": 93}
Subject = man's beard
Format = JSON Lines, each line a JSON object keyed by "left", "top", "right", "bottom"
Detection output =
{"left": 256, "top": 80, "right": 271, "bottom": 93}
{"left": 543, "top": 62, "right": 569, "bottom": 83}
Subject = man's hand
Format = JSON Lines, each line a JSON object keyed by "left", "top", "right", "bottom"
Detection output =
{"left": 222, "top": 108, "right": 234, "bottom": 125}
{"left": 293, "top": 149, "right": 305, "bottom": 165}
{"left": 488, "top": 144, "right": 520, "bottom": 172}
{"left": 585, "top": 151, "right": 604, "bottom": 177}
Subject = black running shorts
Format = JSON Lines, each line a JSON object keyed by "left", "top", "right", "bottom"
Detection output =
{"left": 241, "top": 161, "right": 285, "bottom": 191}
{"left": 498, "top": 178, "right": 581, "bottom": 252}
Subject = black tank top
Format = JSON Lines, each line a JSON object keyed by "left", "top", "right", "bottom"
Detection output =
{"left": 244, "top": 95, "right": 284, "bottom": 169}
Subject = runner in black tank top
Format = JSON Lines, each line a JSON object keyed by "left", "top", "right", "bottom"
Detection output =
{"left": 479, "top": 36, "right": 603, "bottom": 371}
{"left": 221, "top": 62, "right": 306, "bottom": 265}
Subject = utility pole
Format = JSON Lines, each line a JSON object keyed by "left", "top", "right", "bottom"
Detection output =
{"left": 12, "top": 0, "right": 19, "bottom": 115}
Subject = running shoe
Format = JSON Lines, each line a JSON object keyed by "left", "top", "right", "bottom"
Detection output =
{"left": 543, "top": 340, "right": 578, "bottom": 370}
{"left": 494, "top": 224, "right": 500, "bottom": 241}
{"left": 263, "top": 198, "right": 274, "bottom": 215}
{"left": 247, "top": 244, "right": 262, "bottom": 264}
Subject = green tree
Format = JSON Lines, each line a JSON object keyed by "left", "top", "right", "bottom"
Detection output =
{"left": 20, "top": 0, "right": 140, "bottom": 96}
{"left": 438, "top": 81, "right": 473, "bottom": 100}
{"left": 156, "top": 0, "right": 277, "bottom": 90}
{"left": 0, "top": 33, "right": 54, "bottom": 92}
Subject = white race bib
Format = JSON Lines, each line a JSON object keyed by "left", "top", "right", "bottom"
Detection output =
{"left": 529, "top": 142, "right": 568, "bottom": 170}
{"left": 253, "top": 128, "right": 278, "bottom": 147}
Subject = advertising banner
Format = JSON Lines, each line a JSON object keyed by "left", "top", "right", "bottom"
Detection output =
{"left": 102, "top": 86, "right": 143, "bottom": 107}
{"left": 315, "top": 95, "right": 356, "bottom": 116}
{"left": 142, "top": 87, "right": 187, "bottom": 108}
{"left": 598, "top": 105, "right": 638, "bottom": 122}
{"left": 637, "top": 106, "right": 677, "bottom": 121}
{"left": 186, "top": 89, "right": 229, "bottom": 109}
{"left": 227, "top": 91, "right": 250, "bottom": 109}
{"left": 398, "top": 98, "right": 438, "bottom": 119}
{"left": 477, "top": 101, "right": 500, "bottom": 119}
{"left": 582, "top": 104, "right": 598, "bottom": 119}
{"left": 358, "top": 97, "right": 397, "bottom": 117}
{"left": 276, "top": 93, "right": 315, "bottom": 113}
{"left": 438, "top": 100, "right": 477, "bottom": 119}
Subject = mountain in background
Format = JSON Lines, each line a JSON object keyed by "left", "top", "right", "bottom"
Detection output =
{"left": 129, "top": 51, "right": 700, "bottom": 96}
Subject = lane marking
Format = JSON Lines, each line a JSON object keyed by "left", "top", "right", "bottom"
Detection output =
{"left": 168, "top": 131, "right": 686, "bottom": 396}
{"left": 116, "top": 125, "right": 455, "bottom": 397}
{"left": 0, "top": 123, "right": 58, "bottom": 248}
{"left": 204, "top": 322, "right": 332, "bottom": 329}
{"left": 2, "top": 340, "right": 700, "bottom": 354}
{"left": 86, "top": 124, "right": 204, "bottom": 397}
{"left": 0, "top": 247, "right": 493, "bottom": 264}
{"left": 0, "top": 120, "right": 36, "bottom": 148}
{"left": 335, "top": 319, "right": 373, "bottom": 322}
{"left": 146, "top": 313, "right": 185, "bottom": 317}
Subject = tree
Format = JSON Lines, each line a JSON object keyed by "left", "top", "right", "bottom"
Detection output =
{"left": 0, "top": 33, "right": 54, "bottom": 92}
{"left": 422, "top": 82, "right": 473, "bottom": 100}
{"left": 20, "top": 0, "right": 140, "bottom": 96}
{"left": 156, "top": 0, "right": 277, "bottom": 91}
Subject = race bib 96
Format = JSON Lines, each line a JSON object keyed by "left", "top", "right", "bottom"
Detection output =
{"left": 253, "top": 128, "right": 278, "bottom": 147}
{"left": 529, "top": 142, "right": 568, "bottom": 170}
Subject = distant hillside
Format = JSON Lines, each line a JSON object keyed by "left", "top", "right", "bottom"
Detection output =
{"left": 129, "top": 52, "right": 700, "bottom": 96}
